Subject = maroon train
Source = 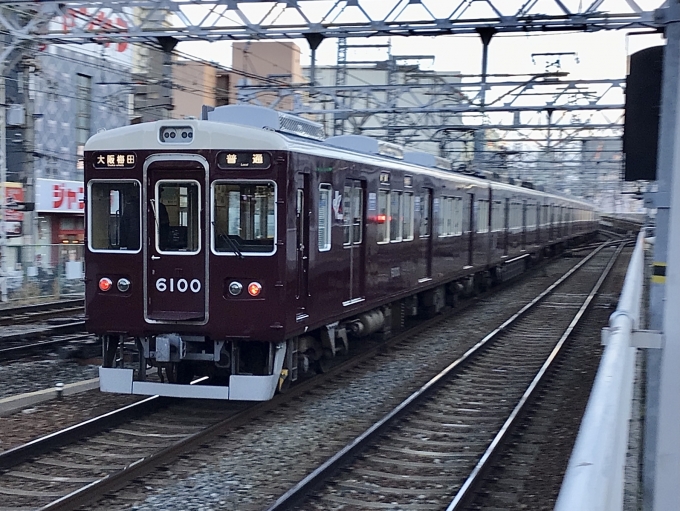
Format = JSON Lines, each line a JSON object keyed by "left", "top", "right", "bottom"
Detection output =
{"left": 84, "top": 105, "right": 598, "bottom": 400}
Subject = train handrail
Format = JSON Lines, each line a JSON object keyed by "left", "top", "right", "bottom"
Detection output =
{"left": 554, "top": 229, "right": 646, "bottom": 511}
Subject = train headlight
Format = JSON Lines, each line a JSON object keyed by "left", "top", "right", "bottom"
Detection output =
{"left": 248, "top": 282, "right": 262, "bottom": 297}
{"left": 117, "top": 278, "right": 131, "bottom": 292}
{"left": 228, "top": 281, "right": 243, "bottom": 296}
{"left": 99, "top": 277, "right": 113, "bottom": 292}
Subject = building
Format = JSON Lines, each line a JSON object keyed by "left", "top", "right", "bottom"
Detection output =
{"left": 172, "top": 61, "right": 233, "bottom": 120}
{"left": 4, "top": 44, "right": 131, "bottom": 275}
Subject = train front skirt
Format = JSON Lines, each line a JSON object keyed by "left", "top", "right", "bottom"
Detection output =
{"left": 98, "top": 342, "right": 286, "bottom": 401}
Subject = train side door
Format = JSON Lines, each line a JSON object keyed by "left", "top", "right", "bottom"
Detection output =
{"left": 467, "top": 193, "right": 474, "bottom": 267}
{"left": 522, "top": 200, "right": 527, "bottom": 250}
{"left": 295, "top": 173, "right": 310, "bottom": 317}
{"left": 145, "top": 157, "right": 207, "bottom": 323}
{"left": 503, "top": 198, "right": 510, "bottom": 256}
{"left": 343, "top": 179, "right": 365, "bottom": 304}
{"left": 420, "top": 188, "right": 433, "bottom": 279}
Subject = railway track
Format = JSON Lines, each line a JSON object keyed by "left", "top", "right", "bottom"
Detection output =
{"left": 267, "top": 242, "right": 624, "bottom": 510}
{"left": 0, "top": 300, "right": 87, "bottom": 361}
{"left": 0, "top": 241, "right": 625, "bottom": 510}
{"left": 0, "top": 299, "right": 83, "bottom": 327}
{"left": 466, "top": 260, "right": 629, "bottom": 510}
{"left": 0, "top": 330, "right": 91, "bottom": 362}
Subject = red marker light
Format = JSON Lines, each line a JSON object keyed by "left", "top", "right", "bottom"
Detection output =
{"left": 248, "top": 282, "right": 262, "bottom": 297}
{"left": 99, "top": 277, "right": 113, "bottom": 292}
{"left": 376, "top": 214, "right": 386, "bottom": 224}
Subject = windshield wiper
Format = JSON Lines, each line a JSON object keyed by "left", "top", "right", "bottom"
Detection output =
{"left": 212, "top": 222, "right": 244, "bottom": 259}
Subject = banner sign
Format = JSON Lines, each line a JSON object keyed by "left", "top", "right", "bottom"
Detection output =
{"left": 35, "top": 179, "right": 84, "bottom": 214}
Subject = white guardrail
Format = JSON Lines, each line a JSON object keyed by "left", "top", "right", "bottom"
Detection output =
{"left": 555, "top": 230, "right": 646, "bottom": 511}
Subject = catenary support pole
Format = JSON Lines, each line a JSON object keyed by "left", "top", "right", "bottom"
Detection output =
{"left": 645, "top": 4, "right": 680, "bottom": 510}
{"left": 653, "top": 2, "right": 680, "bottom": 509}
{"left": 473, "top": 28, "right": 496, "bottom": 169}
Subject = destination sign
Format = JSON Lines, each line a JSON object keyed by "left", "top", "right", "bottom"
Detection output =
{"left": 93, "top": 152, "right": 137, "bottom": 169}
{"left": 217, "top": 151, "right": 271, "bottom": 170}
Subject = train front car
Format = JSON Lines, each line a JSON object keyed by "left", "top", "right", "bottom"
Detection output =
{"left": 85, "top": 113, "right": 297, "bottom": 400}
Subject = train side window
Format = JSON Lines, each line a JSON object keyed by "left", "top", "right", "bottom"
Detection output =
{"left": 439, "top": 196, "right": 461, "bottom": 237}
{"left": 453, "top": 197, "right": 463, "bottom": 236}
{"left": 212, "top": 181, "right": 276, "bottom": 255}
{"left": 88, "top": 180, "right": 141, "bottom": 253}
{"left": 403, "top": 192, "right": 414, "bottom": 241}
{"left": 541, "top": 204, "right": 550, "bottom": 227}
{"left": 510, "top": 202, "right": 522, "bottom": 232}
{"left": 527, "top": 203, "right": 537, "bottom": 231}
{"left": 463, "top": 195, "right": 471, "bottom": 233}
{"left": 318, "top": 185, "right": 332, "bottom": 251}
{"left": 420, "top": 191, "right": 431, "bottom": 238}
{"left": 390, "top": 191, "right": 403, "bottom": 242}
{"left": 377, "top": 190, "right": 390, "bottom": 244}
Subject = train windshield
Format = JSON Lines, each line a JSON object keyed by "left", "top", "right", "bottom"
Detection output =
{"left": 88, "top": 180, "right": 141, "bottom": 252}
{"left": 212, "top": 182, "right": 276, "bottom": 254}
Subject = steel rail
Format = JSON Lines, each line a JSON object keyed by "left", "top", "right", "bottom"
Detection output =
{"left": 263, "top": 241, "right": 616, "bottom": 511}
{"left": 0, "top": 299, "right": 83, "bottom": 316}
{"left": 0, "top": 321, "right": 84, "bottom": 342}
{"left": 0, "top": 323, "right": 87, "bottom": 361}
{"left": 446, "top": 241, "right": 626, "bottom": 510}
{"left": 0, "top": 395, "right": 164, "bottom": 471}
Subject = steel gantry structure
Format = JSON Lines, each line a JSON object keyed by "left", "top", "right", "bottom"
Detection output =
{"left": 0, "top": 0, "right": 663, "bottom": 44}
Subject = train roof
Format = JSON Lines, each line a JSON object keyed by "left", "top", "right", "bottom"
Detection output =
{"left": 85, "top": 116, "right": 594, "bottom": 210}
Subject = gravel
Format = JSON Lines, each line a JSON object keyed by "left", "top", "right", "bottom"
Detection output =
{"left": 0, "top": 357, "right": 100, "bottom": 399}
{"left": 0, "top": 389, "right": 141, "bottom": 452}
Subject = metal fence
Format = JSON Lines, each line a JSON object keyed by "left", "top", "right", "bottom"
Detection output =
{"left": 1, "top": 243, "right": 84, "bottom": 304}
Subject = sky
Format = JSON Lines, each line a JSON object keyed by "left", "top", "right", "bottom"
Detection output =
{"left": 179, "top": 29, "right": 663, "bottom": 81}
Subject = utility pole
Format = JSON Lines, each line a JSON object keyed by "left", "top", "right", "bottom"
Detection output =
{"left": 21, "top": 51, "right": 35, "bottom": 269}
{"left": 0, "top": 68, "right": 6, "bottom": 302}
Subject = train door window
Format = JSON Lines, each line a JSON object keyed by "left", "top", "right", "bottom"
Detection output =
{"left": 343, "top": 184, "right": 363, "bottom": 246}
{"left": 420, "top": 190, "right": 431, "bottom": 238}
{"left": 156, "top": 181, "right": 200, "bottom": 254}
{"left": 402, "top": 192, "right": 414, "bottom": 241}
{"left": 477, "top": 199, "right": 489, "bottom": 233}
{"left": 318, "top": 184, "right": 332, "bottom": 251}
{"left": 352, "top": 187, "right": 363, "bottom": 245}
{"left": 343, "top": 185, "right": 352, "bottom": 246}
{"left": 377, "top": 190, "right": 390, "bottom": 244}
{"left": 88, "top": 180, "right": 141, "bottom": 253}
{"left": 491, "top": 200, "right": 503, "bottom": 232}
{"left": 212, "top": 181, "right": 276, "bottom": 255}
{"left": 390, "top": 191, "right": 402, "bottom": 242}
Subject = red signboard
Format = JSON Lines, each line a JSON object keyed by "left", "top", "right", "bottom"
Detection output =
{"left": 5, "top": 184, "right": 24, "bottom": 222}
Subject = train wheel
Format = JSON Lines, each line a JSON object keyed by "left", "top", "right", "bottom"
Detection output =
{"left": 316, "top": 349, "right": 334, "bottom": 374}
